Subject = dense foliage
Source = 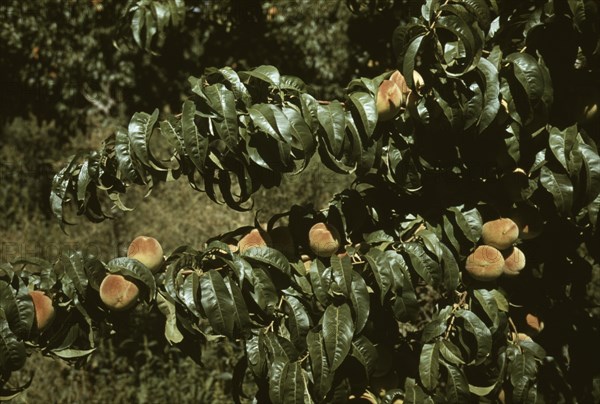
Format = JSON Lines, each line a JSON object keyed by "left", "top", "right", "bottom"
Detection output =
{"left": 2, "top": 0, "right": 600, "bottom": 403}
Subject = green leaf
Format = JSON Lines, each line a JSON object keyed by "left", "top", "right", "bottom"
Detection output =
{"left": 540, "top": 166, "right": 574, "bottom": 216}
{"left": 350, "top": 271, "right": 370, "bottom": 335}
{"left": 403, "top": 34, "right": 426, "bottom": 88}
{"left": 351, "top": 335, "right": 378, "bottom": 376}
{"left": 128, "top": 109, "right": 158, "bottom": 166}
{"left": 239, "top": 65, "right": 281, "bottom": 86}
{"left": 439, "top": 340, "right": 465, "bottom": 365}
{"left": 131, "top": 7, "right": 145, "bottom": 48}
{"left": 404, "top": 377, "right": 433, "bottom": 404}
{"left": 0, "top": 314, "right": 26, "bottom": 372}
{"left": 115, "top": 127, "right": 143, "bottom": 182}
{"left": 62, "top": 251, "right": 89, "bottom": 297}
{"left": 330, "top": 254, "right": 352, "bottom": 298}
{"left": 182, "top": 100, "right": 208, "bottom": 175}
{"left": 456, "top": 309, "right": 492, "bottom": 365}
{"left": 51, "top": 347, "right": 96, "bottom": 359}
{"left": 442, "top": 361, "right": 469, "bottom": 402}
{"left": 509, "top": 351, "right": 538, "bottom": 401}
{"left": 179, "top": 272, "right": 202, "bottom": 318}
{"left": 248, "top": 266, "right": 278, "bottom": 314}
{"left": 242, "top": 247, "right": 291, "bottom": 277}
{"left": 224, "top": 275, "right": 251, "bottom": 334}
{"left": 269, "top": 359, "right": 308, "bottom": 404}
{"left": 419, "top": 341, "right": 440, "bottom": 391}
{"left": 473, "top": 289, "right": 499, "bottom": 327}
{"left": 284, "top": 295, "right": 311, "bottom": 350}
{"left": 402, "top": 242, "right": 441, "bottom": 287}
{"left": 156, "top": 292, "right": 184, "bottom": 344}
{"left": 348, "top": 91, "right": 377, "bottom": 137}
{"left": 323, "top": 303, "right": 354, "bottom": 371}
{"left": 0, "top": 280, "right": 34, "bottom": 340}
{"left": 449, "top": 206, "right": 482, "bottom": 244}
{"left": 365, "top": 248, "right": 393, "bottom": 303}
{"left": 317, "top": 101, "right": 346, "bottom": 158}
{"left": 199, "top": 270, "right": 236, "bottom": 338}
{"left": 309, "top": 259, "right": 331, "bottom": 306}
{"left": 247, "top": 333, "right": 268, "bottom": 378}
{"left": 579, "top": 142, "right": 600, "bottom": 205}
{"left": 440, "top": 243, "right": 460, "bottom": 292}
{"left": 506, "top": 53, "right": 546, "bottom": 103}
{"left": 476, "top": 57, "right": 500, "bottom": 132}
{"left": 307, "top": 329, "right": 333, "bottom": 400}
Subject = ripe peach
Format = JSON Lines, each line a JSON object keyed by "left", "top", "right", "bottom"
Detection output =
{"left": 465, "top": 245, "right": 505, "bottom": 281}
{"left": 99, "top": 274, "right": 140, "bottom": 311}
{"left": 502, "top": 247, "right": 526, "bottom": 276}
{"left": 376, "top": 80, "right": 405, "bottom": 122}
{"left": 127, "top": 236, "right": 164, "bottom": 273}
{"left": 29, "top": 290, "right": 55, "bottom": 331}
{"left": 308, "top": 222, "right": 341, "bottom": 257}
{"left": 238, "top": 228, "right": 271, "bottom": 254}
{"left": 481, "top": 218, "right": 519, "bottom": 250}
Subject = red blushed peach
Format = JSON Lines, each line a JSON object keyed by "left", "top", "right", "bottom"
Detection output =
{"left": 99, "top": 274, "right": 140, "bottom": 311}
{"left": 309, "top": 222, "right": 341, "bottom": 257}
{"left": 465, "top": 245, "right": 505, "bottom": 281}
{"left": 127, "top": 236, "right": 164, "bottom": 273}
{"left": 238, "top": 228, "right": 271, "bottom": 254}
{"left": 502, "top": 247, "right": 526, "bottom": 276}
{"left": 481, "top": 218, "right": 519, "bottom": 250}
{"left": 376, "top": 80, "right": 405, "bottom": 122}
{"left": 29, "top": 290, "right": 55, "bottom": 331}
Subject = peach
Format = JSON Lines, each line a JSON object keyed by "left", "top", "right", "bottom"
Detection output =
{"left": 29, "top": 290, "right": 55, "bottom": 331}
{"left": 376, "top": 80, "right": 405, "bottom": 122}
{"left": 502, "top": 247, "right": 526, "bottom": 276}
{"left": 238, "top": 228, "right": 271, "bottom": 253}
{"left": 99, "top": 274, "right": 140, "bottom": 311}
{"left": 308, "top": 222, "right": 341, "bottom": 257}
{"left": 481, "top": 218, "right": 519, "bottom": 250}
{"left": 465, "top": 245, "right": 505, "bottom": 281}
{"left": 127, "top": 236, "right": 164, "bottom": 273}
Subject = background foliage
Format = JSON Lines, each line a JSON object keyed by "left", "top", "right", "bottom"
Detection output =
{"left": 1, "top": 0, "right": 600, "bottom": 403}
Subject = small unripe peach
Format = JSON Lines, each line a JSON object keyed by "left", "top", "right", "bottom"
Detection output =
{"left": 99, "top": 274, "right": 140, "bottom": 311}
{"left": 481, "top": 218, "right": 519, "bottom": 250}
{"left": 376, "top": 80, "right": 405, "bottom": 122}
{"left": 465, "top": 245, "right": 505, "bottom": 281}
{"left": 309, "top": 223, "right": 341, "bottom": 257}
{"left": 269, "top": 226, "right": 295, "bottom": 258}
{"left": 238, "top": 228, "right": 271, "bottom": 254}
{"left": 525, "top": 313, "right": 544, "bottom": 335}
{"left": 127, "top": 236, "right": 164, "bottom": 273}
{"left": 29, "top": 291, "right": 55, "bottom": 331}
{"left": 502, "top": 247, "right": 526, "bottom": 276}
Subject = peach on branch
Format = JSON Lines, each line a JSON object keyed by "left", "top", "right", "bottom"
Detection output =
{"left": 29, "top": 290, "right": 55, "bottom": 331}
{"left": 238, "top": 228, "right": 271, "bottom": 253}
{"left": 127, "top": 236, "right": 164, "bottom": 273}
{"left": 481, "top": 218, "right": 519, "bottom": 250}
{"left": 502, "top": 247, "right": 526, "bottom": 276}
{"left": 465, "top": 245, "right": 505, "bottom": 281}
{"left": 376, "top": 79, "right": 405, "bottom": 122}
{"left": 309, "top": 222, "right": 341, "bottom": 257}
{"left": 99, "top": 274, "right": 140, "bottom": 311}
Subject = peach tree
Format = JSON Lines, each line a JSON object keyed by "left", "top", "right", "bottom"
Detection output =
{"left": 2, "top": 0, "right": 600, "bottom": 402}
